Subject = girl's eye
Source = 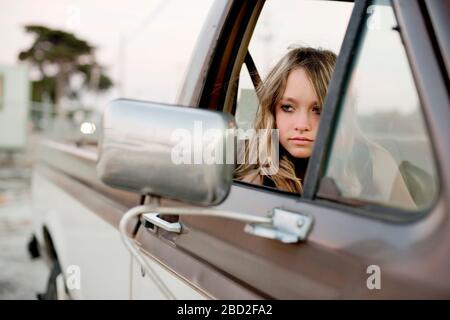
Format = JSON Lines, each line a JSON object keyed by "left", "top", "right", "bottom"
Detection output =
{"left": 281, "top": 104, "right": 294, "bottom": 112}
{"left": 312, "top": 106, "right": 322, "bottom": 115}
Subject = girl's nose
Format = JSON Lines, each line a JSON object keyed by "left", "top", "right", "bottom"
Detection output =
{"left": 294, "top": 110, "right": 311, "bottom": 132}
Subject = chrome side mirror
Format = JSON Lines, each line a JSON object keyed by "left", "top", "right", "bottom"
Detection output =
{"left": 97, "top": 99, "right": 236, "bottom": 206}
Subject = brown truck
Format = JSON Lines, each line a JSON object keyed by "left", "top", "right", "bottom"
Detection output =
{"left": 31, "top": 0, "right": 450, "bottom": 299}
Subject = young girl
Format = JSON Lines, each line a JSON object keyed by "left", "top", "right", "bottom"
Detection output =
{"left": 235, "top": 47, "right": 337, "bottom": 193}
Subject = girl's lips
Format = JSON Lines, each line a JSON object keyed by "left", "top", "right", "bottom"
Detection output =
{"left": 288, "top": 137, "right": 314, "bottom": 146}
{"left": 289, "top": 137, "right": 314, "bottom": 142}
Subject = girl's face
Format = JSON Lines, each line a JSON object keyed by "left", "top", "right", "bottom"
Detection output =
{"left": 275, "top": 67, "right": 321, "bottom": 159}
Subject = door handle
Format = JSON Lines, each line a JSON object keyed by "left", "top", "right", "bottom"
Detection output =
{"left": 141, "top": 207, "right": 313, "bottom": 243}
{"left": 142, "top": 213, "right": 182, "bottom": 233}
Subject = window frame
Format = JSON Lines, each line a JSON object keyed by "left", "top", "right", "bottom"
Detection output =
{"left": 198, "top": 0, "right": 263, "bottom": 112}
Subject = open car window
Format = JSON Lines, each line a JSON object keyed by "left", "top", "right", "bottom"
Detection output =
{"left": 233, "top": 0, "right": 354, "bottom": 193}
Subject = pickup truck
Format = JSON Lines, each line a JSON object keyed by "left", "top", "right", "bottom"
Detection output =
{"left": 31, "top": 0, "right": 450, "bottom": 299}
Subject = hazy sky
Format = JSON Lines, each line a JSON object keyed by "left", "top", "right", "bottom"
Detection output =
{"left": 0, "top": 0, "right": 213, "bottom": 107}
{"left": 0, "top": 0, "right": 418, "bottom": 116}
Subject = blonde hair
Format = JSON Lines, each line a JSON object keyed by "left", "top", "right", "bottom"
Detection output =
{"left": 234, "top": 47, "right": 337, "bottom": 193}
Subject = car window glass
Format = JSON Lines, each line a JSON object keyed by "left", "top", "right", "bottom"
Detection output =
{"left": 318, "top": 0, "right": 439, "bottom": 211}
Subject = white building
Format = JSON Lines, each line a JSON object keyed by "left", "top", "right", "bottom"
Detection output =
{"left": 0, "top": 65, "right": 30, "bottom": 151}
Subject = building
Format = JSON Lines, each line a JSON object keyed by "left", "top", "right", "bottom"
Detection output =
{"left": 0, "top": 65, "right": 30, "bottom": 151}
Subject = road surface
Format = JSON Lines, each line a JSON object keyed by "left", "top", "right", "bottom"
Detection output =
{"left": 0, "top": 165, "right": 48, "bottom": 300}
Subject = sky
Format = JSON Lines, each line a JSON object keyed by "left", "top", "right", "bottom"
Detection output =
{"left": 0, "top": 0, "right": 419, "bottom": 116}
{"left": 0, "top": 0, "right": 213, "bottom": 108}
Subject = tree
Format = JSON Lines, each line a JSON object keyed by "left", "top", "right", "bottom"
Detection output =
{"left": 18, "top": 25, "right": 113, "bottom": 117}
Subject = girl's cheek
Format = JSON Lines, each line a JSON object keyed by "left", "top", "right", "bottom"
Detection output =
{"left": 277, "top": 117, "right": 290, "bottom": 138}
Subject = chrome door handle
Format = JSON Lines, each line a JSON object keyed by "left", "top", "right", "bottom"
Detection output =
{"left": 142, "top": 213, "right": 182, "bottom": 233}
{"left": 244, "top": 208, "right": 314, "bottom": 243}
{"left": 142, "top": 207, "right": 313, "bottom": 243}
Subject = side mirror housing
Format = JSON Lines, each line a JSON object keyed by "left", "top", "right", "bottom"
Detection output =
{"left": 97, "top": 99, "right": 236, "bottom": 206}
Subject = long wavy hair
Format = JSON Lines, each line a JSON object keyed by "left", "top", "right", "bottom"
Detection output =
{"left": 234, "top": 47, "right": 337, "bottom": 193}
